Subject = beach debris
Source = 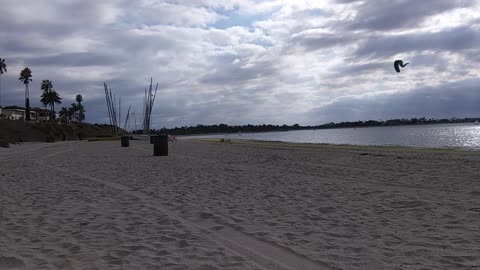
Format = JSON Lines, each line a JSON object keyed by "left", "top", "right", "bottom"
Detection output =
{"left": 394, "top": 60, "right": 409, "bottom": 73}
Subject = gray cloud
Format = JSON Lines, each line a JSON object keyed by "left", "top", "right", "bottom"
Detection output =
{"left": 331, "top": 53, "right": 453, "bottom": 79}
{"left": 24, "top": 53, "right": 122, "bottom": 67}
{"left": 308, "top": 79, "right": 480, "bottom": 124}
{"left": 201, "top": 61, "right": 278, "bottom": 85}
{"left": 288, "top": 32, "right": 354, "bottom": 52}
{"left": 339, "top": 0, "right": 472, "bottom": 31}
{"left": 353, "top": 26, "right": 480, "bottom": 60}
{"left": 1, "top": 0, "right": 479, "bottom": 128}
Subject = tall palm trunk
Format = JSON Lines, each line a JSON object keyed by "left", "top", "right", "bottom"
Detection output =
{"left": 25, "top": 98, "right": 30, "bottom": 121}
{"left": 52, "top": 103, "right": 56, "bottom": 122}
{"left": 77, "top": 101, "right": 81, "bottom": 123}
{"left": 0, "top": 74, "right": 2, "bottom": 107}
{"left": 25, "top": 83, "right": 30, "bottom": 121}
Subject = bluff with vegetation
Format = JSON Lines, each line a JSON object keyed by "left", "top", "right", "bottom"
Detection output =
{"left": 141, "top": 117, "right": 480, "bottom": 135}
{"left": 0, "top": 120, "right": 117, "bottom": 147}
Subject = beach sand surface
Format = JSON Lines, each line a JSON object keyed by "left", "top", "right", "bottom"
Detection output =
{"left": 1, "top": 139, "right": 479, "bottom": 269}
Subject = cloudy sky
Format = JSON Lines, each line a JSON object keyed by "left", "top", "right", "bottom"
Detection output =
{"left": 1, "top": 0, "right": 479, "bottom": 128}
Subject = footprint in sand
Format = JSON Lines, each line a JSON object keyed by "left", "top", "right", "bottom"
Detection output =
{"left": 177, "top": 239, "right": 190, "bottom": 248}
{"left": 110, "top": 250, "right": 132, "bottom": 258}
{"left": 0, "top": 256, "right": 25, "bottom": 268}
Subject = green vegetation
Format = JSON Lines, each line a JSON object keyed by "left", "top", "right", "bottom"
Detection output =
{"left": 40, "top": 79, "right": 53, "bottom": 112}
{"left": 0, "top": 140, "right": 9, "bottom": 148}
{"left": 59, "top": 107, "right": 68, "bottom": 123}
{"left": 75, "top": 94, "right": 85, "bottom": 123}
{"left": 40, "top": 79, "right": 61, "bottom": 121}
{"left": 0, "top": 120, "right": 119, "bottom": 145}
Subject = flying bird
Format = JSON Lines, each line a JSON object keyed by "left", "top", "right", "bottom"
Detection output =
{"left": 394, "top": 60, "right": 409, "bottom": 73}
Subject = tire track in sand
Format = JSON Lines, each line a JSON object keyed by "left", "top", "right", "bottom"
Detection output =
{"left": 37, "top": 147, "right": 329, "bottom": 270}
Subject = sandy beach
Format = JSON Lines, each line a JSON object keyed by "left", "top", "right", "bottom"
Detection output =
{"left": 1, "top": 139, "right": 480, "bottom": 269}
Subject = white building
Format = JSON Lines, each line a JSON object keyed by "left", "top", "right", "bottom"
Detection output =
{"left": 0, "top": 108, "right": 38, "bottom": 121}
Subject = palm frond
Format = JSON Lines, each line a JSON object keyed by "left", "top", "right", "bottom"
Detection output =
{"left": 0, "top": 58, "right": 6, "bottom": 74}
{"left": 19, "top": 67, "right": 33, "bottom": 83}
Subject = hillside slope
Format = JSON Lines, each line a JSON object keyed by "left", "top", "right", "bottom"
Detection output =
{"left": 0, "top": 120, "right": 118, "bottom": 147}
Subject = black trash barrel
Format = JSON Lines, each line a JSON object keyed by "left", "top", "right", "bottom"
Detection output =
{"left": 121, "top": 136, "right": 129, "bottom": 147}
{"left": 151, "top": 135, "right": 168, "bottom": 156}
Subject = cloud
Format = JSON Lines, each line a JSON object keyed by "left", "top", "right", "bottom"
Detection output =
{"left": 125, "top": 2, "right": 224, "bottom": 27}
{"left": 307, "top": 79, "right": 480, "bottom": 123}
{"left": 24, "top": 53, "right": 122, "bottom": 67}
{"left": 1, "top": 0, "right": 479, "bottom": 128}
{"left": 352, "top": 25, "right": 480, "bottom": 60}
{"left": 337, "top": 0, "right": 472, "bottom": 31}
{"left": 288, "top": 30, "right": 355, "bottom": 52}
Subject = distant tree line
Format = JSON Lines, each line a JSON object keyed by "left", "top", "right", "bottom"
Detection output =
{"left": 132, "top": 116, "right": 480, "bottom": 136}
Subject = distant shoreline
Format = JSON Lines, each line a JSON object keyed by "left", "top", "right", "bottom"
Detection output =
{"left": 175, "top": 121, "right": 478, "bottom": 136}
{"left": 150, "top": 117, "right": 480, "bottom": 136}
{"left": 179, "top": 123, "right": 480, "bottom": 150}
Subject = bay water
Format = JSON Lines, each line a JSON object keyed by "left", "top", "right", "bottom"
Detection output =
{"left": 186, "top": 123, "right": 480, "bottom": 149}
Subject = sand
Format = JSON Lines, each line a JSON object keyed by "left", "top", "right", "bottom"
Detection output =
{"left": 0, "top": 139, "right": 479, "bottom": 269}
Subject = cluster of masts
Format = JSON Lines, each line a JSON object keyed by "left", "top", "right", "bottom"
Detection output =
{"left": 142, "top": 78, "right": 158, "bottom": 135}
{"left": 103, "top": 78, "right": 157, "bottom": 135}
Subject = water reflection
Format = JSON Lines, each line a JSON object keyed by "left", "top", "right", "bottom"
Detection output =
{"left": 187, "top": 123, "right": 480, "bottom": 149}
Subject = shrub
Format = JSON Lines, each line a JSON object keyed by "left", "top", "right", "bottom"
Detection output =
{"left": 0, "top": 141, "right": 9, "bottom": 148}
{"left": 46, "top": 135, "right": 56, "bottom": 143}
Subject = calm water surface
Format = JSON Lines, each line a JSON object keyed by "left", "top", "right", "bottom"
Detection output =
{"left": 186, "top": 123, "right": 480, "bottom": 149}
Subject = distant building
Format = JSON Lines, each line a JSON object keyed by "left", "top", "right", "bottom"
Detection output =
{"left": 34, "top": 108, "right": 52, "bottom": 122}
{"left": 0, "top": 106, "right": 54, "bottom": 122}
{"left": 0, "top": 107, "right": 37, "bottom": 121}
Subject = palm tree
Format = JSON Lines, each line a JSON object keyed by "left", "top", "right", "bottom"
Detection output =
{"left": 40, "top": 80, "right": 61, "bottom": 122}
{"left": 0, "top": 58, "right": 7, "bottom": 107}
{"left": 67, "top": 106, "right": 77, "bottom": 122}
{"left": 48, "top": 90, "right": 61, "bottom": 120}
{"left": 77, "top": 103, "right": 85, "bottom": 123}
{"left": 40, "top": 79, "right": 52, "bottom": 120}
{"left": 59, "top": 107, "right": 68, "bottom": 123}
{"left": 75, "top": 94, "right": 82, "bottom": 104}
{"left": 19, "top": 67, "right": 32, "bottom": 121}
{"left": 75, "top": 94, "right": 84, "bottom": 123}
{"left": 70, "top": 103, "right": 79, "bottom": 122}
